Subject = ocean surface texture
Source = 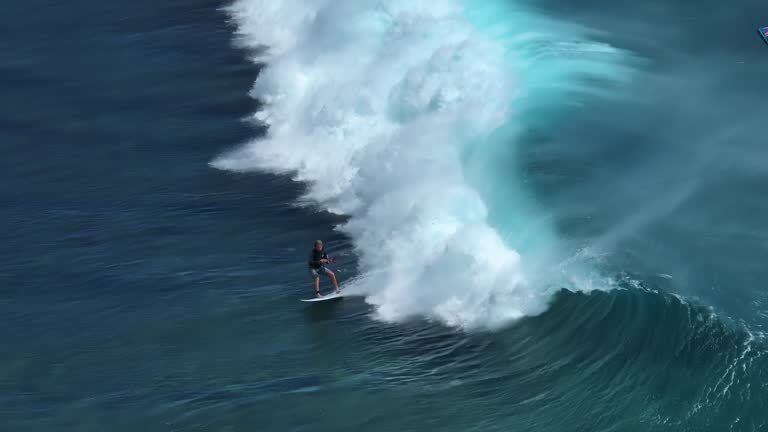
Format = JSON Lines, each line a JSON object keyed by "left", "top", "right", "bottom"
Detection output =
{"left": 4, "top": 0, "right": 768, "bottom": 431}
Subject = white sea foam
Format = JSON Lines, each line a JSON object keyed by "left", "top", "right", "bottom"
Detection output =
{"left": 213, "top": 0, "right": 630, "bottom": 329}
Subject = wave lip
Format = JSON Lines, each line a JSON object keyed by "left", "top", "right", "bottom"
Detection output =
{"left": 214, "top": 0, "right": 631, "bottom": 329}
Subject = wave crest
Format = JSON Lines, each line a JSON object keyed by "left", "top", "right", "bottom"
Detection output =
{"left": 213, "top": 0, "right": 631, "bottom": 329}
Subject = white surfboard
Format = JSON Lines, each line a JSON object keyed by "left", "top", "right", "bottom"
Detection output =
{"left": 300, "top": 291, "right": 344, "bottom": 302}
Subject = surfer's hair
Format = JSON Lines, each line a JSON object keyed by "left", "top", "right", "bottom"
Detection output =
{"left": 314, "top": 240, "right": 323, "bottom": 246}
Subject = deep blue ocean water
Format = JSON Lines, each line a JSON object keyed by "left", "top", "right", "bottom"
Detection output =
{"left": 3, "top": 0, "right": 768, "bottom": 431}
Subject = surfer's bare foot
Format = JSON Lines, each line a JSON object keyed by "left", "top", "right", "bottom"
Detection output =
{"left": 316, "top": 292, "right": 323, "bottom": 298}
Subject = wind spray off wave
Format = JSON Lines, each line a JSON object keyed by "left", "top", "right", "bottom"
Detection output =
{"left": 213, "top": 0, "right": 632, "bottom": 329}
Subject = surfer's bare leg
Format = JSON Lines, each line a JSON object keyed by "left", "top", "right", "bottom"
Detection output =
{"left": 314, "top": 276, "right": 322, "bottom": 297}
{"left": 327, "top": 270, "right": 340, "bottom": 293}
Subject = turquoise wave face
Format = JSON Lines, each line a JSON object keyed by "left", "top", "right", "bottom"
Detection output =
{"left": 459, "top": 0, "right": 636, "bottom": 283}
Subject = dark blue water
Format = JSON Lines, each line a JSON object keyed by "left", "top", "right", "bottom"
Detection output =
{"left": 1, "top": 0, "right": 345, "bottom": 428}
{"left": 3, "top": 0, "right": 768, "bottom": 431}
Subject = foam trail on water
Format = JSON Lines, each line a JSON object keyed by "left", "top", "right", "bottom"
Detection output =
{"left": 214, "top": 0, "right": 631, "bottom": 329}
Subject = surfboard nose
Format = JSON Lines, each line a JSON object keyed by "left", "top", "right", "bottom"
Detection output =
{"left": 759, "top": 26, "right": 768, "bottom": 45}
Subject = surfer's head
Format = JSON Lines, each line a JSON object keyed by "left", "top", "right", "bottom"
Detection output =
{"left": 314, "top": 240, "right": 323, "bottom": 250}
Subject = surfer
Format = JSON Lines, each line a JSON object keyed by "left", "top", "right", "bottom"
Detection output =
{"left": 308, "top": 240, "right": 340, "bottom": 298}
